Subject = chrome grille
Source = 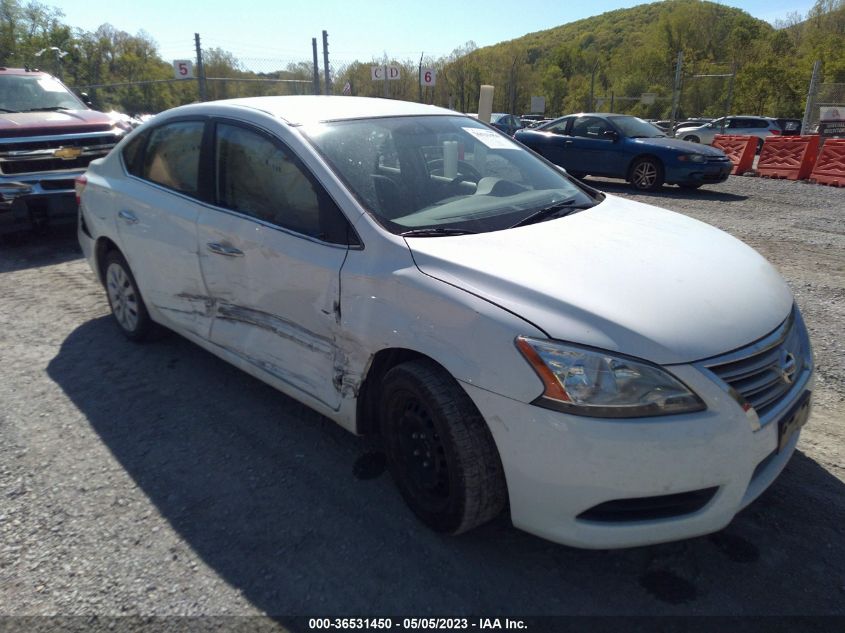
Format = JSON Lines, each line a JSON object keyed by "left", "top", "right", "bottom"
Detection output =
{"left": 703, "top": 309, "right": 811, "bottom": 422}
{"left": 0, "top": 132, "right": 121, "bottom": 176}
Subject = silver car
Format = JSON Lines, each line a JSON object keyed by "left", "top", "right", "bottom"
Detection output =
{"left": 677, "top": 116, "right": 783, "bottom": 150}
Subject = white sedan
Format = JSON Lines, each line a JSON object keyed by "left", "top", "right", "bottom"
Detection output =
{"left": 76, "top": 96, "right": 813, "bottom": 548}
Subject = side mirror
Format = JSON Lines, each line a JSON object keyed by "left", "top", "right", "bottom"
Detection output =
{"left": 79, "top": 92, "right": 93, "bottom": 107}
{"left": 603, "top": 130, "right": 619, "bottom": 142}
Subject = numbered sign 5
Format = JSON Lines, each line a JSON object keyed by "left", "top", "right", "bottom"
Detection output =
{"left": 421, "top": 68, "right": 436, "bottom": 87}
{"left": 173, "top": 60, "right": 194, "bottom": 79}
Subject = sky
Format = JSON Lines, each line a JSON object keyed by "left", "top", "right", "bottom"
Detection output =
{"left": 46, "top": 0, "right": 818, "bottom": 67}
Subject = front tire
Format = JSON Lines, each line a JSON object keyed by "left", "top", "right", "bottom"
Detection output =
{"left": 104, "top": 250, "right": 157, "bottom": 342}
{"left": 683, "top": 135, "right": 700, "bottom": 143}
{"left": 629, "top": 157, "right": 665, "bottom": 191}
{"left": 380, "top": 360, "right": 507, "bottom": 534}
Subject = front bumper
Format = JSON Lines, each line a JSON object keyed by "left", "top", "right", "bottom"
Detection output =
{"left": 462, "top": 359, "right": 813, "bottom": 549}
{"left": 666, "top": 162, "right": 732, "bottom": 186}
{"left": 0, "top": 171, "right": 81, "bottom": 234}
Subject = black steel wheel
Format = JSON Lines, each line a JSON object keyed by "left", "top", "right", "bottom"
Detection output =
{"left": 380, "top": 360, "right": 507, "bottom": 534}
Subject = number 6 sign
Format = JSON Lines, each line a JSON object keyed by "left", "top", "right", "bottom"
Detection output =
{"left": 173, "top": 60, "right": 194, "bottom": 79}
{"left": 420, "top": 68, "right": 436, "bottom": 87}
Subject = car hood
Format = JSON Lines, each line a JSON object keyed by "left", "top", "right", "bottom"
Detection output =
{"left": 629, "top": 136, "right": 724, "bottom": 155}
{"left": 406, "top": 196, "right": 793, "bottom": 365}
{"left": 0, "top": 109, "right": 115, "bottom": 137}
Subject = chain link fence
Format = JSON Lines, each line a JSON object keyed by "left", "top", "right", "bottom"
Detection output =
{"left": 69, "top": 38, "right": 843, "bottom": 138}
{"left": 805, "top": 82, "right": 845, "bottom": 132}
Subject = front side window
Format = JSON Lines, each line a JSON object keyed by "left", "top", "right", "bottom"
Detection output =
{"left": 571, "top": 116, "right": 612, "bottom": 139}
{"left": 142, "top": 121, "right": 204, "bottom": 194}
{"left": 608, "top": 116, "right": 665, "bottom": 138}
{"left": 215, "top": 123, "right": 349, "bottom": 242}
{"left": 303, "top": 115, "right": 599, "bottom": 235}
{"left": 542, "top": 118, "right": 571, "bottom": 134}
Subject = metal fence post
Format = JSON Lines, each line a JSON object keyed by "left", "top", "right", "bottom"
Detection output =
{"left": 802, "top": 60, "right": 822, "bottom": 136}
{"left": 322, "top": 30, "right": 331, "bottom": 95}
{"left": 669, "top": 50, "right": 684, "bottom": 137}
{"left": 195, "top": 33, "right": 207, "bottom": 102}
{"left": 312, "top": 38, "right": 320, "bottom": 95}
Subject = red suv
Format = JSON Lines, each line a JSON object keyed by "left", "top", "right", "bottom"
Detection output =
{"left": 0, "top": 67, "right": 129, "bottom": 234}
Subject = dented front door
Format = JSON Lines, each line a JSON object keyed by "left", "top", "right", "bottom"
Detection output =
{"left": 197, "top": 209, "right": 347, "bottom": 410}
{"left": 196, "top": 121, "right": 348, "bottom": 410}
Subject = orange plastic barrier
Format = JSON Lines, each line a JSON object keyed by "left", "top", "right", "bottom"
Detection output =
{"left": 810, "top": 138, "right": 845, "bottom": 187}
{"left": 712, "top": 135, "right": 757, "bottom": 175}
{"left": 756, "top": 135, "right": 820, "bottom": 180}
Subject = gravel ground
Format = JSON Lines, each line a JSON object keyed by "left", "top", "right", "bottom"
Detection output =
{"left": 0, "top": 175, "right": 843, "bottom": 624}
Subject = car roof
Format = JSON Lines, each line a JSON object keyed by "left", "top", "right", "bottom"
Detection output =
{"left": 173, "top": 96, "right": 456, "bottom": 126}
{"left": 0, "top": 67, "right": 50, "bottom": 77}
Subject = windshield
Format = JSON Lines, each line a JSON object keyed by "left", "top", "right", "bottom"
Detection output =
{"left": 608, "top": 115, "right": 665, "bottom": 138}
{"left": 303, "top": 115, "right": 599, "bottom": 235}
{"left": 0, "top": 74, "right": 85, "bottom": 112}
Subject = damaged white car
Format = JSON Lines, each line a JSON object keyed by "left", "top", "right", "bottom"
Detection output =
{"left": 77, "top": 96, "right": 813, "bottom": 548}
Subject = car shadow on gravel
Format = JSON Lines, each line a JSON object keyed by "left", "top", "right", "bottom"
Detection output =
{"left": 585, "top": 178, "right": 749, "bottom": 202}
{"left": 0, "top": 224, "right": 81, "bottom": 273}
{"left": 47, "top": 317, "right": 845, "bottom": 622}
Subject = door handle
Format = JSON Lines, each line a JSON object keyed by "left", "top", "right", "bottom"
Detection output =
{"left": 118, "top": 210, "right": 139, "bottom": 224}
{"left": 564, "top": 140, "right": 574, "bottom": 146}
{"left": 206, "top": 242, "right": 244, "bottom": 257}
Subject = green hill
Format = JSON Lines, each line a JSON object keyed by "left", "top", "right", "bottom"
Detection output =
{"left": 435, "top": 0, "right": 845, "bottom": 118}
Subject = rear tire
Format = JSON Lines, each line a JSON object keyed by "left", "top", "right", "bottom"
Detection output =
{"left": 683, "top": 135, "right": 700, "bottom": 143}
{"left": 103, "top": 250, "right": 158, "bottom": 342}
{"left": 380, "top": 360, "right": 507, "bottom": 534}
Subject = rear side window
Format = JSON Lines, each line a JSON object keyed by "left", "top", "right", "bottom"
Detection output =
{"left": 121, "top": 131, "right": 147, "bottom": 177}
{"left": 142, "top": 121, "right": 204, "bottom": 194}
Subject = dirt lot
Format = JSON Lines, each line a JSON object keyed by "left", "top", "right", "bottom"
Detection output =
{"left": 0, "top": 175, "right": 843, "bottom": 623}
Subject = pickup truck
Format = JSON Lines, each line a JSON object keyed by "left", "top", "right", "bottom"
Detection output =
{"left": 0, "top": 67, "right": 129, "bottom": 234}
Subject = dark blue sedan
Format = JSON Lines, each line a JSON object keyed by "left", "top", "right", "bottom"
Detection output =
{"left": 514, "top": 113, "right": 732, "bottom": 191}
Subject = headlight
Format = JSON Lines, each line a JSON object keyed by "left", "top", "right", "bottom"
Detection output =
{"left": 515, "top": 337, "right": 705, "bottom": 418}
{"left": 678, "top": 153, "right": 706, "bottom": 163}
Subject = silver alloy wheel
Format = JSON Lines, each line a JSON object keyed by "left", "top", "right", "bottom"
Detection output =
{"left": 632, "top": 160, "right": 658, "bottom": 189}
{"left": 106, "top": 262, "right": 139, "bottom": 333}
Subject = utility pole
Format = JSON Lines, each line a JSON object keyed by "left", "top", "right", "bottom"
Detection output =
{"left": 312, "top": 38, "right": 320, "bottom": 95}
{"left": 669, "top": 50, "right": 684, "bottom": 136}
{"left": 322, "top": 30, "right": 331, "bottom": 95}
{"left": 801, "top": 60, "right": 822, "bottom": 136}
{"left": 418, "top": 51, "right": 424, "bottom": 103}
{"left": 722, "top": 64, "right": 737, "bottom": 135}
{"left": 589, "top": 59, "right": 599, "bottom": 111}
{"left": 195, "top": 33, "right": 207, "bottom": 101}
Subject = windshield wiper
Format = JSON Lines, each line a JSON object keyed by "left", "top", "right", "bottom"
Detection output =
{"left": 400, "top": 227, "right": 477, "bottom": 237}
{"left": 21, "top": 106, "right": 71, "bottom": 112}
{"left": 0, "top": 108, "right": 20, "bottom": 113}
{"left": 509, "top": 198, "right": 590, "bottom": 228}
